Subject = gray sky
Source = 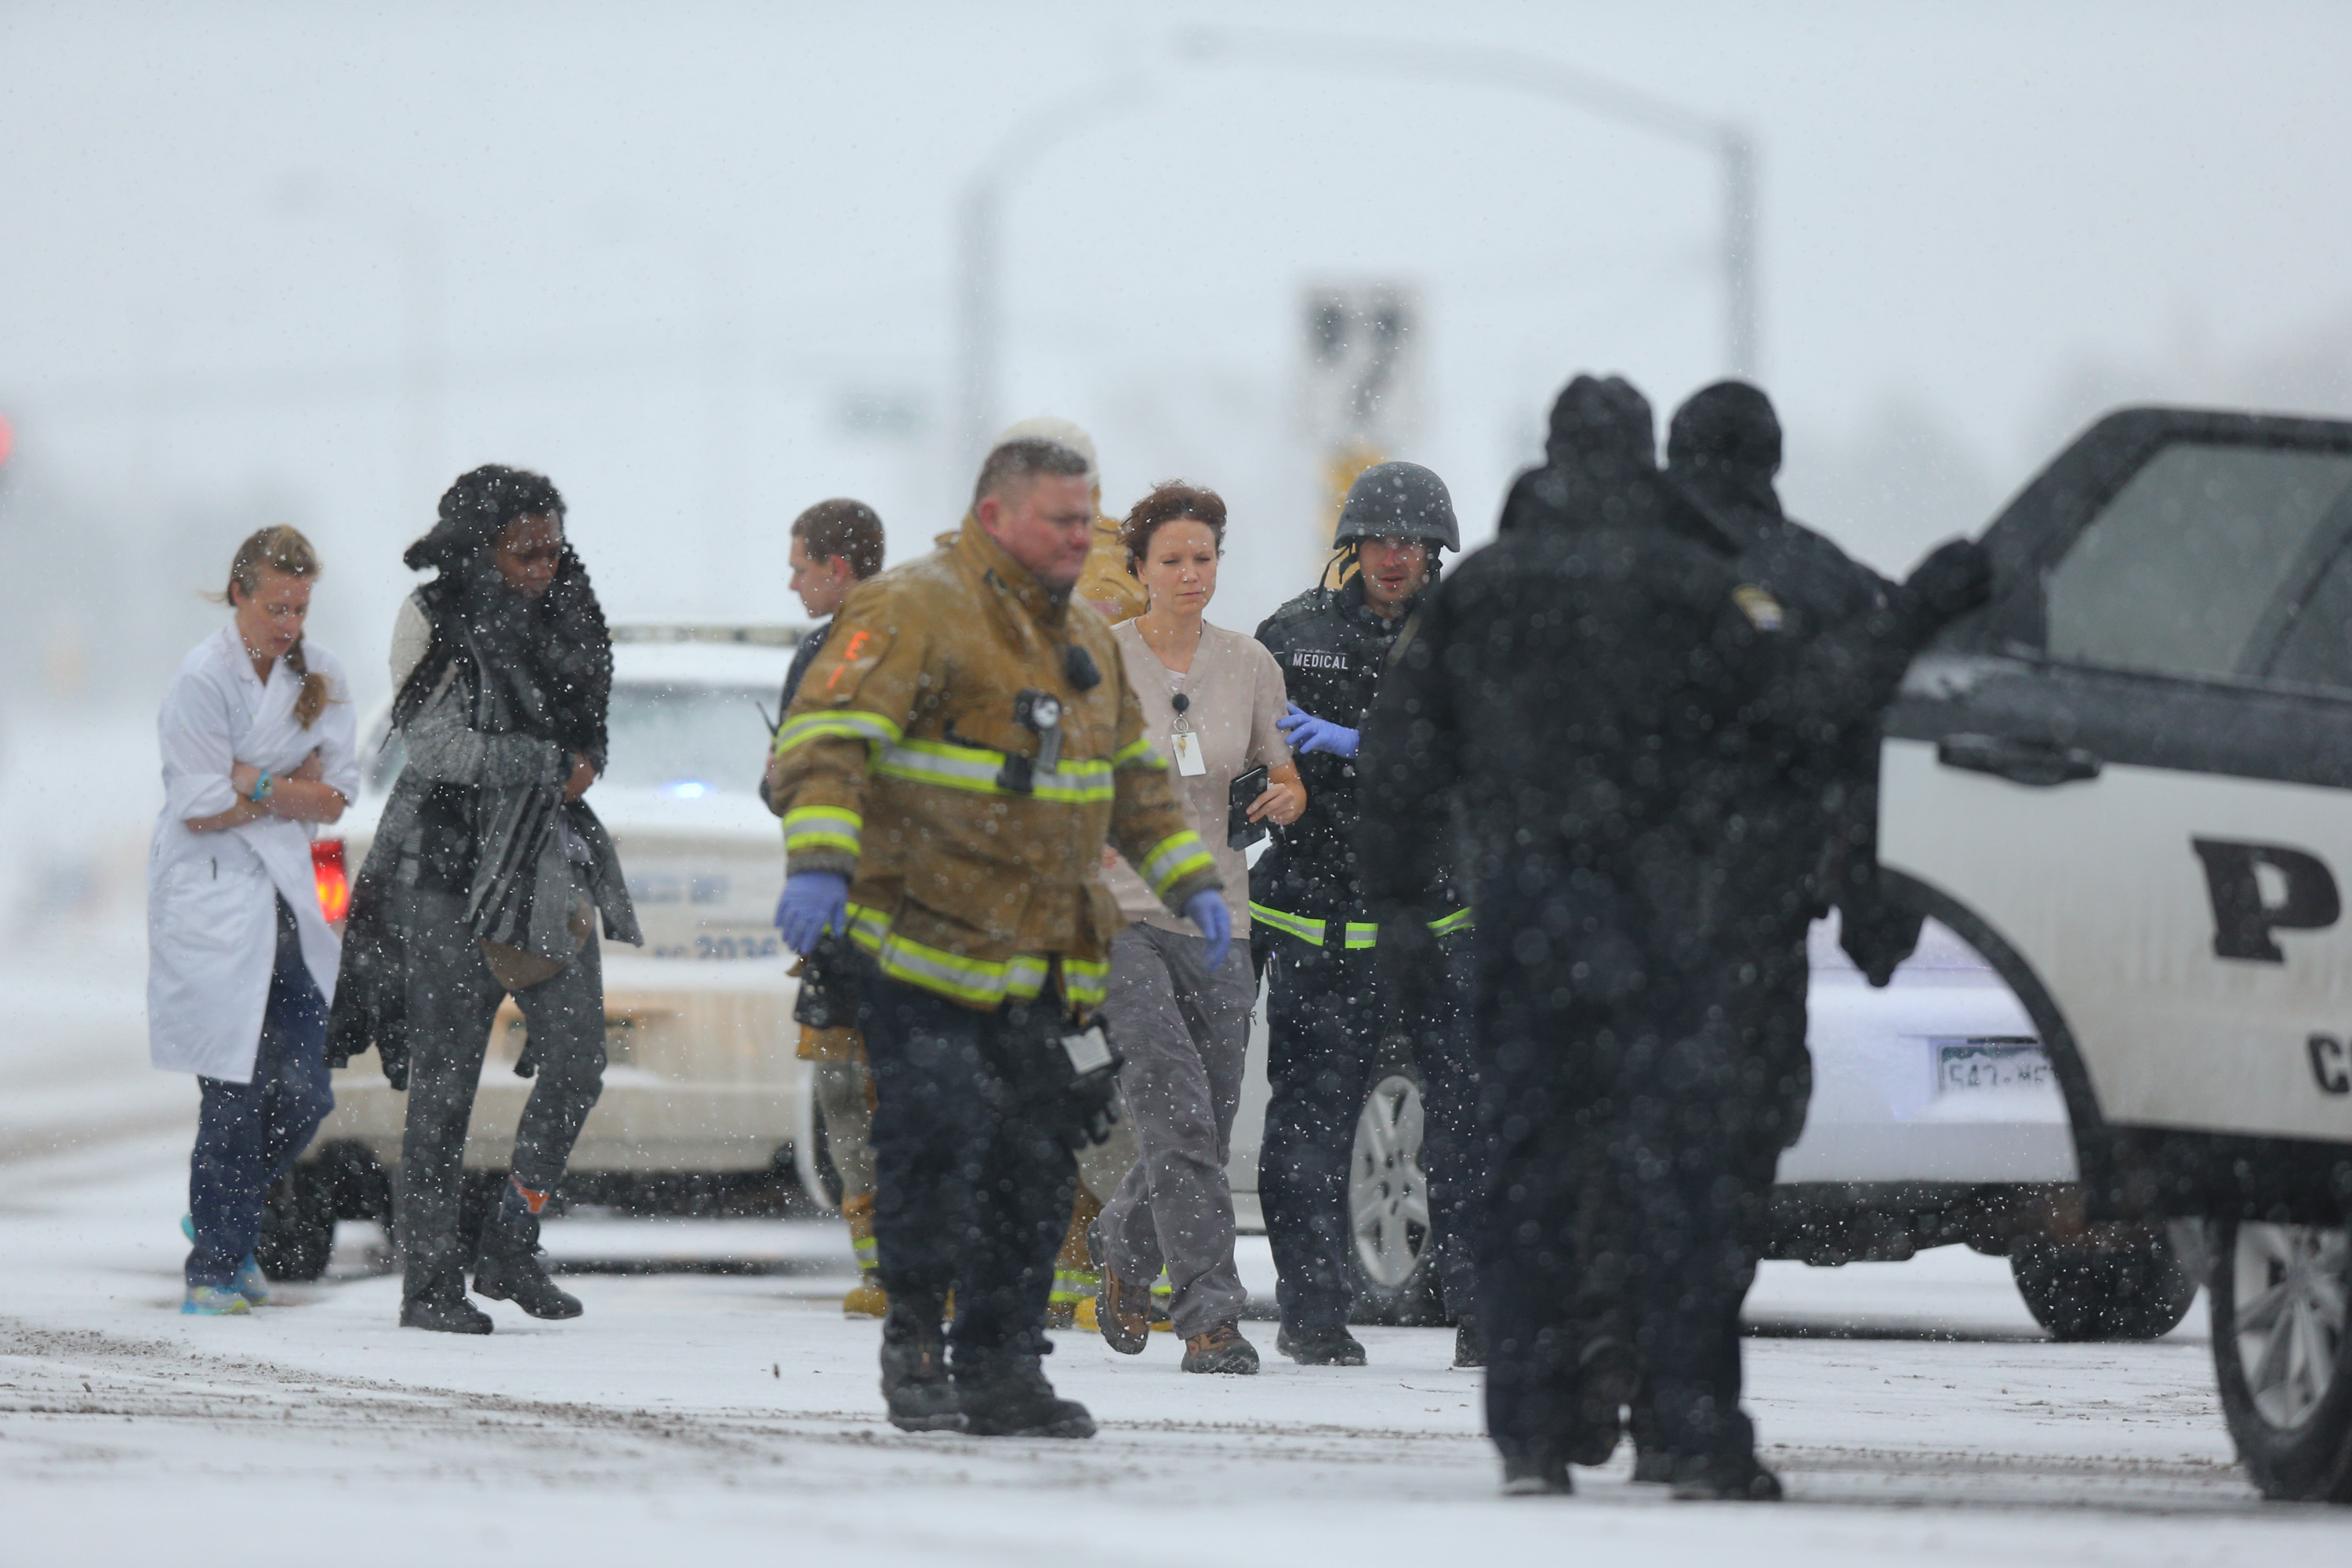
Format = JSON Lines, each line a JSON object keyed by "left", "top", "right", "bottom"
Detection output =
{"left": 5, "top": 0, "right": 2351, "bottom": 710}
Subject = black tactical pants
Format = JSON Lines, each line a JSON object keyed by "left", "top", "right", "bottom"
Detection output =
{"left": 858, "top": 974, "right": 1077, "bottom": 1370}
{"left": 1260, "top": 931, "right": 1481, "bottom": 1334}
{"left": 397, "top": 889, "right": 606, "bottom": 1290}
{"left": 1476, "top": 908, "right": 1793, "bottom": 1475}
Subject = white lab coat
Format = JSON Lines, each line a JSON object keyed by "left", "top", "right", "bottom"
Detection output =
{"left": 147, "top": 623, "right": 361, "bottom": 1082}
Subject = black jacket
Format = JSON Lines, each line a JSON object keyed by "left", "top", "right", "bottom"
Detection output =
{"left": 1666, "top": 382, "right": 1919, "bottom": 972}
{"left": 782, "top": 619, "right": 832, "bottom": 712}
{"left": 1254, "top": 575, "right": 1464, "bottom": 924}
{"left": 1359, "top": 381, "right": 1925, "bottom": 1003}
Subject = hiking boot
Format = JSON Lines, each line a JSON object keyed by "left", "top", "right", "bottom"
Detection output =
{"left": 1095, "top": 1271, "right": 1153, "bottom": 1356}
{"left": 1500, "top": 1450, "right": 1572, "bottom": 1496}
{"left": 1569, "top": 1336, "right": 1638, "bottom": 1466}
{"left": 181, "top": 1284, "right": 252, "bottom": 1317}
{"left": 841, "top": 1274, "right": 888, "bottom": 1319}
{"left": 401, "top": 1274, "right": 492, "bottom": 1334}
{"left": 1180, "top": 1323, "right": 1260, "bottom": 1375}
{"left": 879, "top": 1294, "right": 964, "bottom": 1432}
{"left": 1670, "top": 1453, "right": 1784, "bottom": 1502}
{"left": 473, "top": 1179, "right": 583, "bottom": 1320}
{"left": 1275, "top": 1324, "right": 1366, "bottom": 1367}
{"left": 955, "top": 1354, "right": 1095, "bottom": 1439}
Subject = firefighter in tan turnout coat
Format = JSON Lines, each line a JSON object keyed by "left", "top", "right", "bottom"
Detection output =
{"left": 770, "top": 436, "right": 1227, "bottom": 1437}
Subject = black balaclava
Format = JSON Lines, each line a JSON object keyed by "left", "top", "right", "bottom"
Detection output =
{"left": 1666, "top": 379, "right": 1786, "bottom": 542}
{"left": 397, "top": 464, "right": 612, "bottom": 769}
{"left": 1544, "top": 373, "right": 1657, "bottom": 482}
{"left": 1504, "top": 373, "right": 1697, "bottom": 539}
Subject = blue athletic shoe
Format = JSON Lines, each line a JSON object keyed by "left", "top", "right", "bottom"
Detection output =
{"left": 182, "top": 1284, "right": 251, "bottom": 1316}
{"left": 184, "top": 1216, "right": 271, "bottom": 1305}
{"left": 231, "top": 1255, "right": 271, "bottom": 1306}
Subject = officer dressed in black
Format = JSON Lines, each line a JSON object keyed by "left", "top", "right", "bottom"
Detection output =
{"left": 1252, "top": 461, "right": 1481, "bottom": 1367}
{"left": 1359, "top": 374, "right": 1988, "bottom": 1497}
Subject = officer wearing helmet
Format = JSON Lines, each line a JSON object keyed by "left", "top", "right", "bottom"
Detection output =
{"left": 1250, "top": 461, "right": 1482, "bottom": 1367}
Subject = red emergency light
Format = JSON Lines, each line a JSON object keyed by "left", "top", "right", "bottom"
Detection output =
{"left": 313, "top": 838, "right": 352, "bottom": 925}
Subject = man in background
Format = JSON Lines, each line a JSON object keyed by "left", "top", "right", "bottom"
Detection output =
{"left": 764, "top": 499, "right": 889, "bottom": 1317}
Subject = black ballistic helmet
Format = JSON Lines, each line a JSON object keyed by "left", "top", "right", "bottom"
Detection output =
{"left": 1334, "top": 460, "right": 1460, "bottom": 552}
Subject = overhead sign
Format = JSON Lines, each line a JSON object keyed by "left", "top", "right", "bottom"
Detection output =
{"left": 1300, "top": 282, "right": 1422, "bottom": 452}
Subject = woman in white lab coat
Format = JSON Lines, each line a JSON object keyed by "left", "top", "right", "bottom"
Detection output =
{"left": 148, "top": 526, "right": 359, "bottom": 1315}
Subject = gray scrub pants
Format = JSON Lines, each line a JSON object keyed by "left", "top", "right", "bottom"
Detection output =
{"left": 812, "top": 1061, "right": 877, "bottom": 1203}
{"left": 1094, "top": 921, "right": 1256, "bottom": 1338}
{"left": 397, "top": 888, "right": 606, "bottom": 1287}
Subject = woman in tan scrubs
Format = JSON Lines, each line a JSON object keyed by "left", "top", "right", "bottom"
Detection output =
{"left": 1092, "top": 482, "right": 1305, "bottom": 1374}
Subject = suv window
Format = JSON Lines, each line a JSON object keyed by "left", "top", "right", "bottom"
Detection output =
{"left": 2043, "top": 442, "right": 2352, "bottom": 684}
{"left": 2260, "top": 541, "right": 2352, "bottom": 691}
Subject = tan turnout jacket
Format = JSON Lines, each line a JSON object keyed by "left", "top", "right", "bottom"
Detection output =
{"left": 771, "top": 517, "right": 1220, "bottom": 1011}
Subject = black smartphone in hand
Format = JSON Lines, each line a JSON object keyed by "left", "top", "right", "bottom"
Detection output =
{"left": 1228, "top": 765, "right": 1270, "bottom": 850}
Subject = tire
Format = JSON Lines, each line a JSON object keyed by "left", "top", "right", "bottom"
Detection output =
{"left": 256, "top": 1162, "right": 337, "bottom": 1283}
{"left": 2010, "top": 1224, "right": 2200, "bottom": 1341}
{"left": 1346, "top": 1069, "right": 1446, "bottom": 1327}
{"left": 2210, "top": 1219, "right": 2352, "bottom": 1503}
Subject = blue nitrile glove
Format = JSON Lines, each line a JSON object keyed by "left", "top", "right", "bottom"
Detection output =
{"left": 1185, "top": 890, "right": 1233, "bottom": 972}
{"left": 1278, "top": 702, "right": 1359, "bottom": 759}
{"left": 775, "top": 871, "right": 849, "bottom": 955}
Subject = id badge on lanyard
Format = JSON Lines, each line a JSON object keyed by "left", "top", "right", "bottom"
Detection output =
{"left": 1171, "top": 729, "right": 1206, "bottom": 777}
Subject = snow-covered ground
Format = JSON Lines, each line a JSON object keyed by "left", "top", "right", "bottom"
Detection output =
{"left": 5, "top": 927, "right": 2349, "bottom": 1564}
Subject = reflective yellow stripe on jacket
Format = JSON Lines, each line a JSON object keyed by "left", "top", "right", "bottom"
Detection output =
{"left": 1138, "top": 830, "right": 1216, "bottom": 903}
{"left": 1248, "top": 902, "right": 1475, "bottom": 948}
{"left": 775, "top": 709, "right": 904, "bottom": 758}
{"left": 844, "top": 903, "right": 1111, "bottom": 1011}
{"left": 873, "top": 738, "right": 1116, "bottom": 804}
{"left": 781, "top": 806, "right": 862, "bottom": 858}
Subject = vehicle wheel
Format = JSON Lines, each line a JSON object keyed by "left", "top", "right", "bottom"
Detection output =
{"left": 2010, "top": 1225, "right": 2199, "bottom": 1341}
{"left": 1347, "top": 1070, "right": 1445, "bottom": 1327}
{"left": 256, "top": 1162, "right": 336, "bottom": 1282}
{"left": 2211, "top": 1220, "right": 2352, "bottom": 1502}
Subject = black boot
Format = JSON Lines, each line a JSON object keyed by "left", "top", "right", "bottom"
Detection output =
{"left": 1276, "top": 1323, "right": 1367, "bottom": 1366}
{"left": 401, "top": 1269, "right": 492, "bottom": 1334}
{"left": 955, "top": 1350, "right": 1095, "bottom": 1439}
{"left": 1500, "top": 1447, "right": 1572, "bottom": 1496}
{"left": 1670, "top": 1452, "right": 1783, "bottom": 1501}
{"left": 1570, "top": 1336, "right": 1639, "bottom": 1466}
{"left": 879, "top": 1294, "right": 964, "bottom": 1432}
{"left": 1452, "top": 1313, "right": 1486, "bottom": 1370}
{"left": 473, "top": 1179, "right": 583, "bottom": 1320}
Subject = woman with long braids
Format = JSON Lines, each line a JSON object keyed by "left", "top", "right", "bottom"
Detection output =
{"left": 328, "top": 466, "right": 641, "bottom": 1334}
{"left": 150, "top": 526, "right": 358, "bottom": 1315}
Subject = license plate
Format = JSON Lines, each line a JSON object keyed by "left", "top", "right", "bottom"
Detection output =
{"left": 1935, "top": 1038, "right": 2050, "bottom": 1094}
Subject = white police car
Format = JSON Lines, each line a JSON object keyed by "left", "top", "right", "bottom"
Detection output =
{"left": 262, "top": 624, "right": 804, "bottom": 1270}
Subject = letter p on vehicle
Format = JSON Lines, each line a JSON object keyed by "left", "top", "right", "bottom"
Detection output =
{"left": 2192, "top": 838, "right": 2342, "bottom": 963}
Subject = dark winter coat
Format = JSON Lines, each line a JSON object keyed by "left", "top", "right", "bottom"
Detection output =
{"left": 1253, "top": 575, "right": 1465, "bottom": 926}
{"left": 327, "top": 572, "right": 641, "bottom": 1087}
{"left": 1359, "top": 376, "right": 1923, "bottom": 1023}
{"left": 1665, "top": 381, "right": 1918, "bottom": 973}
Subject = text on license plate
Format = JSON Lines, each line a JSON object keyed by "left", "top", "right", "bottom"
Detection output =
{"left": 646, "top": 930, "right": 782, "bottom": 961}
{"left": 1935, "top": 1038, "right": 2050, "bottom": 1094}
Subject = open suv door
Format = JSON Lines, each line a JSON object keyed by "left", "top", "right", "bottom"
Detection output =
{"left": 1880, "top": 406, "right": 2352, "bottom": 1501}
